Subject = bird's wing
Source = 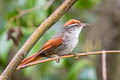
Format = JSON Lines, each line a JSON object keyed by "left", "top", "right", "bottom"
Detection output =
{"left": 38, "top": 36, "right": 63, "bottom": 55}
{"left": 17, "top": 36, "right": 63, "bottom": 69}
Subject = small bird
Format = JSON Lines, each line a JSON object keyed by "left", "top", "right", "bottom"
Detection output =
{"left": 17, "top": 19, "right": 89, "bottom": 69}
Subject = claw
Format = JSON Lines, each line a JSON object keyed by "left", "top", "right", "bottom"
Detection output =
{"left": 52, "top": 55, "right": 61, "bottom": 63}
{"left": 56, "top": 56, "right": 60, "bottom": 63}
{"left": 74, "top": 53, "right": 79, "bottom": 60}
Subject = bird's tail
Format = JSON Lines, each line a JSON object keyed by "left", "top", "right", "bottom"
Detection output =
{"left": 17, "top": 53, "right": 42, "bottom": 70}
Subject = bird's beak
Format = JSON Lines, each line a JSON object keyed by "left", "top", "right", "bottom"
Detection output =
{"left": 81, "top": 23, "right": 90, "bottom": 27}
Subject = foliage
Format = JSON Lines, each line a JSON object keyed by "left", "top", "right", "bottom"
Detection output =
{"left": 0, "top": 0, "right": 100, "bottom": 80}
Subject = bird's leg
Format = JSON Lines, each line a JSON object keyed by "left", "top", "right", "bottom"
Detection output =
{"left": 73, "top": 53, "right": 79, "bottom": 60}
{"left": 67, "top": 53, "right": 79, "bottom": 60}
{"left": 51, "top": 55, "right": 61, "bottom": 63}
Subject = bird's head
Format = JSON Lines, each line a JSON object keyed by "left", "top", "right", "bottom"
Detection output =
{"left": 64, "top": 19, "right": 89, "bottom": 28}
{"left": 63, "top": 19, "right": 89, "bottom": 34}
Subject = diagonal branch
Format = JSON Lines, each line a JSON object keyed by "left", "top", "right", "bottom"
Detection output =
{"left": 0, "top": 0, "right": 78, "bottom": 80}
{"left": 10, "top": 0, "right": 54, "bottom": 23}
{"left": 44, "top": 0, "right": 55, "bottom": 10}
{"left": 16, "top": 50, "right": 120, "bottom": 71}
{"left": 10, "top": 6, "right": 41, "bottom": 23}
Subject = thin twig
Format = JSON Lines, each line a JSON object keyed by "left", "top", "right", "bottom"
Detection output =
{"left": 44, "top": 0, "right": 55, "bottom": 10}
{"left": 102, "top": 50, "right": 107, "bottom": 80}
{"left": 16, "top": 50, "right": 120, "bottom": 71}
{"left": 8, "top": 5, "right": 42, "bottom": 28}
{"left": 9, "top": 6, "right": 41, "bottom": 23}
{"left": 0, "top": 0, "right": 78, "bottom": 80}
{"left": 9, "top": 0, "right": 54, "bottom": 26}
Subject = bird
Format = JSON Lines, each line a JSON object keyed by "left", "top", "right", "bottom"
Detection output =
{"left": 17, "top": 19, "right": 89, "bottom": 69}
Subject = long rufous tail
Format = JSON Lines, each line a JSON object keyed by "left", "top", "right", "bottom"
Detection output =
{"left": 17, "top": 53, "right": 42, "bottom": 69}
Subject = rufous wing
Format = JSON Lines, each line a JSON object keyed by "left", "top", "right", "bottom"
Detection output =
{"left": 17, "top": 36, "right": 63, "bottom": 69}
{"left": 38, "top": 36, "right": 63, "bottom": 55}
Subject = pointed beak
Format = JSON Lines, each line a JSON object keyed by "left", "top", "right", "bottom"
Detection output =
{"left": 81, "top": 23, "right": 90, "bottom": 27}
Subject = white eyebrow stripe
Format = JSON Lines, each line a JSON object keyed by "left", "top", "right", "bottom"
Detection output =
{"left": 68, "top": 23, "right": 79, "bottom": 27}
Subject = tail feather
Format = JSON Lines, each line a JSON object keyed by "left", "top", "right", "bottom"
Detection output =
{"left": 18, "top": 53, "right": 42, "bottom": 67}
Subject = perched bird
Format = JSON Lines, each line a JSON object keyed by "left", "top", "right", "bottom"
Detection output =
{"left": 17, "top": 19, "right": 89, "bottom": 69}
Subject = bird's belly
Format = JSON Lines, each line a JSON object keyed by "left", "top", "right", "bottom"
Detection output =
{"left": 56, "top": 38, "right": 78, "bottom": 55}
{"left": 65, "top": 39, "right": 78, "bottom": 53}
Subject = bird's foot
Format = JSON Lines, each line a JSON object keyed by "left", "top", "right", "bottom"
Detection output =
{"left": 52, "top": 55, "right": 61, "bottom": 63}
{"left": 67, "top": 53, "right": 79, "bottom": 60}
{"left": 73, "top": 53, "right": 79, "bottom": 60}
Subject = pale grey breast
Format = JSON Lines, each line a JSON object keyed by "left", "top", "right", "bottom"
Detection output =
{"left": 54, "top": 26, "right": 83, "bottom": 55}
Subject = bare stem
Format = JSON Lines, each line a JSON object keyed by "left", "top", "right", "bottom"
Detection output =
{"left": 8, "top": 0, "right": 54, "bottom": 27}
{"left": 16, "top": 50, "right": 120, "bottom": 71}
{"left": 0, "top": 0, "right": 78, "bottom": 80}
{"left": 9, "top": 6, "right": 41, "bottom": 24}
{"left": 44, "top": 0, "right": 55, "bottom": 10}
{"left": 102, "top": 50, "right": 107, "bottom": 80}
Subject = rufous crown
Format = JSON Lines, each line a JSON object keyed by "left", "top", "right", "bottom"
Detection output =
{"left": 64, "top": 19, "right": 81, "bottom": 27}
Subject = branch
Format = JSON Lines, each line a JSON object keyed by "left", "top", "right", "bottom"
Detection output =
{"left": 9, "top": 0, "right": 54, "bottom": 27}
{"left": 102, "top": 50, "right": 107, "bottom": 80}
{"left": 10, "top": 6, "right": 40, "bottom": 22}
{"left": 16, "top": 50, "right": 120, "bottom": 71}
{"left": 0, "top": 0, "right": 78, "bottom": 80}
{"left": 44, "top": 0, "right": 55, "bottom": 10}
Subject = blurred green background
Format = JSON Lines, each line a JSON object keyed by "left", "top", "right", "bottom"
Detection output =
{"left": 0, "top": 0, "right": 120, "bottom": 80}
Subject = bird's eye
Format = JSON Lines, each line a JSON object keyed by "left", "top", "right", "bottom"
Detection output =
{"left": 69, "top": 23, "right": 79, "bottom": 27}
